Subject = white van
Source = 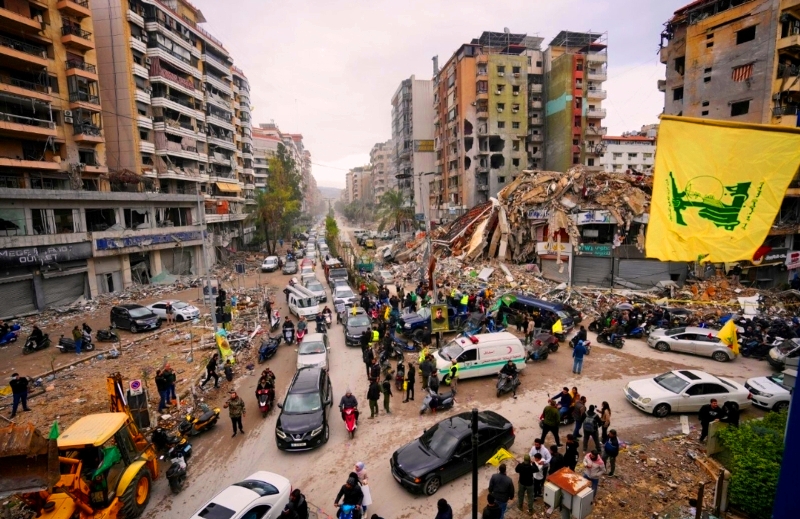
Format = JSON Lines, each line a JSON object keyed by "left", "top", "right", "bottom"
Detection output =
{"left": 286, "top": 284, "right": 320, "bottom": 318}
{"left": 435, "top": 332, "right": 526, "bottom": 381}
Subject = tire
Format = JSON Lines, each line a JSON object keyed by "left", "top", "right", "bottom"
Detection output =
{"left": 176, "top": 315, "right": 185, "bottom": 323}
{"left": 412, "top": 329, "right": 424, "bottom": 342}
{"left": 424, "top": 476, "right": 441, "bottom": 496}
{"left": 84, "top": 342, "right": 95, "bottom": 352}
{"left": 653, "top": 403, "right": 671, "bottom": 418}
{"left": 712, "top": 351, "right": 729, "bottom": 362}
{"left": 631, "top": 332, "right": 643, "bottom": 339}
{"left": 549, "top": 342, "right": 559, "bottom": 353}
{"left": 130, "top": 324, "right": 138, "bottom": 334}
{"left": 541, "top": 350, "right": 549, "bottom": 360}
{"left": 22, "top": 347, "right": 32, "bottom": 355}
{"left": 323, "top": 424, "right": 330, "bottom": 442}
{"left": 655, "top": 342, "right": 670, "bottom": 352}
{"left": 773, "top": 401, "right": 789, "bottom": 413}
{"left": 497, "top": 388, "right": 502, "bottom": 398}
{"left": 120, "top": 467, "right": 151, "bottom": 519}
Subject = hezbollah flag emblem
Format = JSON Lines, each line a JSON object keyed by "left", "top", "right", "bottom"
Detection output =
{"left": 646, "top": 116, "right": 800, "bottom": 262}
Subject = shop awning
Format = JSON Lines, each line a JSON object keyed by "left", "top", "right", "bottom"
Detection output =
{"left": 216, "top": 182, "right": 241, "bottom": 193}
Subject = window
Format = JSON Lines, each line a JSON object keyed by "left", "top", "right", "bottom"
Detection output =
{"left": 497, "top": 65, "right": 505, "bottom": 74}
{"left": 78, "top": 149, "right": 96, "bottom": 165}
{"left": 496, "top": 84, "right": 505, "bottom": 93}
{"left": 704, "top": 77, "right": 711, "bottom": 83}
{"left": 536, "top": 60, "right": 542, "bottom": 67}
{"left": 457, "top": 349, "right": 478, "bottom": 362}
{"left": 643, "top": 153, "right": 653, "bottom": 159}
{"left": 512, "top": 140, "right": 520, "bottom": 151}
{"left": 702, "top": 110, "right": 709, "bottom": 116}
{"left": 707, "top": 41, "right": 714, "bottom": 48}
{"left": 512, "top": 85, "right": 520, "bottom": 94}
{"left": 628, "top": 153, "right": 638, "bottom": 159}
{"left": 497, "top": 103, "right": 505, "bottom": 110}
{"left": 53, "top": 209, "right": 75, "bottom": 233}
{"left": 731, "top": 100, "right": 750, "bottom": 116}
{"left": 512, "top": 121, "right": 520, "bottom": 129}
{"left": 674, "top": 56, "right": 685, "bottom": 75}
{"left": 513, "top": 158, "right": 520, "bottom": 166}
{"left": 673, "top": 87, "right": 684, "bottom": 101}
{"left": 704, "top": 67, "right": 712, "bottom": 74}
{"left": 512, "top": 66, "right": 521, "bottom": 74}
{"left": 498, "top": 176, "right": 506, "bottom": 183}
{"left": 512, "top": 104, "right": 520, "bottom": 111}
{"left": 613, "top": 152, "right": 623, "bottom": 159}
{"left": 587, "top": 158, "right": 595, "bottom": 166}
{"left": 497, "top": 121, "right": 505, "bottom": 128}
{"left": 702, "top": 101, "right": 709, "bottom": 107}
{"left": 736, "top": 26, "right": 756, "bottom": 44}
{"left": 139, "top": 130, "right": 149, "bottom": 141}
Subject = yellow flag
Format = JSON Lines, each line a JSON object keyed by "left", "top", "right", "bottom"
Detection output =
{"left": 486, "top": 447, "right": 515, "bottom": 466}
{"left": 646, "top": 116, "right": 800, "bottom": 262}
{"left": 717, "top": 319, "right": 740, "bottom": 356}
{"left": 552, "top": 319, "right": 563, "bottom": 334}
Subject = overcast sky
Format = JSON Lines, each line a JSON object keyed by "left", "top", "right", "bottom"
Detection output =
{"left": 193, "top": 0, "right": 687, "bottom": 189}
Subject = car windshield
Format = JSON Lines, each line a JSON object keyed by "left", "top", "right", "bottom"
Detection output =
{"left": 419, "top": 424, "right": 460, "bottom": 458}
{"left": 653, "top": 372, "right": 690, "bottom": 394}
{"left": 307, "top": 282, "right": 323, "bottom": 291}
{"left": 556, "top": 311, "right": 570, "bottom": 320}
{"left": 348, "top": 316, "right": 370, "bottom": 327}
{"left": 440, "top": 341, "right": 464, "bottom": 361}
{"left": 337, "top": 289, "right": 354, "bottom": 299}
{"left": 129, "top": 307, "right": 151, "bottom": 318}
{"left": 172, "top": 302, "right": 190, "bottom": 310}
{"left": 777, "top": 340, "right": 800, "bottom": 353}
{"left": 299, "top": 341, "right": 326, "bottom": 355}
{"left": 665, "top": 327, "right": 686, "bottom": 336}
{"left": 297, "top": 297, "right": 315, "bottom": 308}
{"left": 417, "top": 307, "right": 431, "bottom": 319}
{"left": 282, "top": 393, "right": 322, "bottom": 413}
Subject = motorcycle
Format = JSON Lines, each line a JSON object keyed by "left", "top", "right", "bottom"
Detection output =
{"left": 343, "top": 407, "right": 357, "bottom": 439}
{"left": 57, "top": 331, "right": 95, "bottom": 353}
{"left": 624, "top": 326, "right": 645, "bottom": 339}
{"left": 95, "top": 327, "right": 119, "bottom": 342}
{"left": 315, "top": 319, "right": 326, "bottom": 334}
{"left": 178, "top": 402, "right": 220, "bottom": 437}
{"left": 296, "top": 327, "right": 307, "bottom": 344}
{"left": 258, "top": 336, "right": 280, "bottom": 363}
{"left": 496, "top": 373, "right": 520, "bottom": 398}
{"left": 22, "top": 334, "right": 50, "bottom": 355}
{"left": 150, "top": 427, "right": 192, "bottom": 459}
{"left": 270, "top": 310, "right": 281, "bottom": 332}
{"left": 596, "top": 330, "right": 625, "bottom": 349}
{"left": 323, "top": 312, "right": 332, "bottom": 329}
{"left": 531, "top": 331, "right": 559, "bottom": 353}
{"left": 395, "top": 360, "right": 406, "bottom": 391}
{"left": 525, "top": 342, "right": 550, "bottom": 362}
{"left": 257, "top": 388, "right": 273, "bottom": 417}
{"left": 420, "top": 389, "right": 455, "bottom": 415}
{"left": 0, "top": 324, "right": 20, "bottom": 346}
{"left": 569, "top": 337, "right": 592, "bottom": 355}
{"left": 336, "top": 504, "right": 359, "bottom": 519}
{"left": 283, "top": 326, "right": 295, "bottom": 345}
{"left": 162, "top": 445, "right": 188, "bottom": 494}
{"left": 741, "top": 336, "right": 781, "bottom": 360}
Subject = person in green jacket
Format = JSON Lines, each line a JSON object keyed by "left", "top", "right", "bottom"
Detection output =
{"left": 539, "top": 399, "right": 562, "bottom": 447}
{"left": 224, "top": 390, "right": 246, "bottom": 437}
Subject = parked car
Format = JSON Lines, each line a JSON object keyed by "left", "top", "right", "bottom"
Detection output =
{"left": 110, "top": 304, "right": 160, "bottom": 333}
{"left": 296, "top": 333, "right": 329, "bottom": 370}
{"left": 275, "top": 367, "right": 333, "bottom": 451}
{"left": 327, "top": 267, "right": 349, "bottom": 289}
{"left": 333, "top": 285, "right": 357, "bottom": 306}
{"left": 305, "top": 251, "right": 318, "bottom": 266}
{"left": 399, "top": 306, "right": 461, "bottom": 340}
{"left": 390, "top": 411, "right": 515, "bottom": 495}
{"left": 304, "top": 279, "right": 327, "bottom": 303}
{"left": 768, "top": 338, "right": 800, "bottom": 371}
{"left": 364, "top": 239, "right": 376, "bottom": 249}
{"left": 623, "top": 369, "right": 752, "bottom": 418}
{"left": 648, "top": 327, "right": 736, "bottom": 362}
{"left": 261, "top": 256, "right": 280, "bottom": 272}
{"left": 343, "top": 309, "right": 371, "bottom": 347}
{"left": 282, "top": 260, "right": 298, "bottom": 275}
{"left": 147, "top": 300, "right": 200, "bottom": 322}
{"left": 374, "top": 269, "right": 395, "bottom": 285}
{"left": 188, "top": 471, "right": 291, "bottom": 519}
{"left": 745, "top": 373, "right": 791, "bottom": 412}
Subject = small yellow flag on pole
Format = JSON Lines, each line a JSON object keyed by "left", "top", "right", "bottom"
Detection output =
{"left": 487, "top": 448, "right": 515, "bottom": 466}
{"left": 717, "top": 319, "right": 740, "bottom": 356}
{"left": 552, "top": 319, "right": 563, "bottom": 334}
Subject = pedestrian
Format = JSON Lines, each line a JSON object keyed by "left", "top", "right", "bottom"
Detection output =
{"left": 515, "top": 454, "right": 537, "bottom": 514}
{"left": 163, "top": 365, "right": 177, "bottom": 403}
{"left": 488, "top": 463, "right": 515, "bottom": 519}
{"left": 155, "top": 370, "right": 170, "bottom": 412}
{"left": 354, "top": 462, "right": 370, "bottom": 516}
{"left": 549, "top": 445, "right": 565, "bottom": 474}
{"left": 419, "top": 356, "right": 433, "bottom": 389}
{"left": 582, "top": 450, "right": 605, "bottom": 499}
{"left": 531, "top": 453, "right": 546, "bottom": 499}
{"left": 200, "top": 353, "right": 220, "bottom": 388}
{"left": 362, "top": 346, "right": 374, "bottom": 379}
{"left": 582, "top": 405, "right": 601, "bottom": 452}
{"left": 428, "top": 370, "right": 440, "bottom": 394}
{"left": 698, "top": 398, "right": 725, "bottom": 442}
{"left": 369, "top": 358, "right": 381, "bottom": 381}
{"left": 223, "top": 359, "right": 234, "bottom": 382}
{"left": 572, "top": 396, "right": 587, "bottom": 438}
{"left": 435, "top": 498, "right": 453, "bottom": 519}
{"left": 381, "top": 374, "right": 393, "bottom": 414}
{"left": 529, "top": 438, "right": 551, "bottom": 484}
{"left": 448, "top": 359, "right": 459, "bottom": 392}
{"left": 403, "top": 362, "right": 415, "bottom": 402}
{"left": 564, "top": 434, "right": 580, "bottom": 471}
{"left": 539, "top": 399, "right": 561, "bottom": 446}
{"left": 9, "top": 373, "right": 31, "bottom": 418}
{"left": 223, "top": 390, "right": 245, "bottom": 437}
{"left": 600, "top": 401, "right": 612, "bottom": 443}
{"left": 526, "top": 318, "right": 536, "bottom": 345}
{"left": 71, "top": 325, "right": 82, "bottom": 354}
{"left": 572, "top": 339, "right": 587, "bottom": 374}
{"left": 289, "top": 489, "right": 309, "bottom": 519}
{"left": 367, "top": 378, "right": 380, "bottom": 418}
{"left": 481, "top": 494, "right": 502, "bottom": 519}
{"left": 165, "top": 300, "right": 174, "bottom": 324}
{"left": 602, "top": 429, "right": 620, "bottom": 477}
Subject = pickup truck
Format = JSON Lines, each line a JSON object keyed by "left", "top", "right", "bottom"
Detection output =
{"left": 398, "top": 305, "right": 464, "bottom": 339}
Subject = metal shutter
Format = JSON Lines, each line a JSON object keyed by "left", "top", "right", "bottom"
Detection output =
{"left": 0, "top": 279, "right": 36, "bottom": 318}
{"left": 573, "top": 256, "right": 613, "bottom": 287}
{"left": 42, "top": 273, "right": 86, "bottom": 308}
{"left": 617, "top": 260, "right": 672, "bottom": 288}
{"left": 541, "top": 258, "right": 570, "bottom": 284}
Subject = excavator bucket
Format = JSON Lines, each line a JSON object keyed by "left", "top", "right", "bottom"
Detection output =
{"left": 0, "top": 423, "right": 59, "bottom": 498}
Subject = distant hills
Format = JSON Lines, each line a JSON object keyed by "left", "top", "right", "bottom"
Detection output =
{"left": 318, "top": 186, "right": 343, "bottom": 199}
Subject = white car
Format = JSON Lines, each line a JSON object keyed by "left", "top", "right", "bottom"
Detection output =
{"left": 147, "top": 300, "right": 200, "bottom": 322}
{"left": 261, "top": 256, "right": 279, "bottom": 272}
{"left": 623, "top": 369, "right": 752, "bottom": 418}
{"left": 745, "top": 374, "right": 791, "bottom": 412}
{"left": 297, "top": 332, "right": 329, "bottom": 370}
{"left": 333, "top": 285, "right": 356, "bottom": 306}
{"left": 189, "top": 471, "right": 291, "bottom": 519}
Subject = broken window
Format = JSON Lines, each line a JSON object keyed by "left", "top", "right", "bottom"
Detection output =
{"left": 490, "top": 154, "right": 505, "bottom": 168}
{"left": 32, "top": 209, "right": 52, "bottom": 235}
{"left": 512, "top": 66, "right": 520, "bottom": 74}
{"left": 497, "top": 103, "right": 505, "bottom": 111}
{"left": 498, "top": 176, "right": 506, "bottom": 183}
{"left": 124, "top": 208, "right": 151, "bottom": 229}
{"left": 674, "top": 56, "right": 685, "bottom": 75}
{"left": 78, "top": 149, "right": 97, "bottom": 166}
{"left": 53, "top": 209, "right": 75, "bottom": 233}
{"left": 736, "top": 26, "right": 756, "bottom": 45}
{"left": 464, "top": 137, "right": 473, "bottom": 151}
{"left": 512, "top": 158, "right": 520, "bottom": 167}
{"left": 512, "top": 85, "right": 520, "bottom": 94}
{"left": 673, "top": 87, "right": 684, "bottom": 101}
{"left": 731, "top": 100, "right": 750, "bottom": 116}
{"left": 488, "top": 136, "right": 505, "bottom": 152}
{"left": 85, "top": 208, "right": 117, "bottom": 231}
{"left": 156, "top": 207, "right": 192, "bottom": 227}
{"left": 0, "top": 208, "right": 25, "bottom": 236}
{"left": 464, "top": 157, "right": 471, "bottom": 169}
{"left": 513, "top": 140, "right": 520, "bottom": 151}
{"left": 464, "top": 120, "right": 473, "bottom": 135}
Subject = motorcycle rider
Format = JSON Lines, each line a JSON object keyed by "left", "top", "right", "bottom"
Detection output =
{"left": 322, "top": 306, "right": 332, "bottom": 323}
{"left": 571, "top": 325, "right": 587, "bottom": 347}
{"left": 333, "top": 475, "right": 363, "bottom": 519}
{"left": 314, "top": 312, "right": 326, "bottom": 333}
{"left": 256, "top": 375, "right": 274, "bottom": 409}
{"left": 499, "top": 360, "right": 519, "bottom": 397}
{"left": 297, "top": 316, "right": 307, "bottom": 336}
{"left": 339, "top": 389, "right": 359, "bottom": 424}
{"left": 29, "top": 325, "right": 44, "bottom": 347}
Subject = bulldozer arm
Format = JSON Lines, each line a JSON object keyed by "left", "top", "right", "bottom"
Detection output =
{"left": 0, "top": 423, "right": 60, "bottom": 499}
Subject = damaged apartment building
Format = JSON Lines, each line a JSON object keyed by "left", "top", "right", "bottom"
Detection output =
{"left": 660, "top": 0, "right": 800, "bottom": 286}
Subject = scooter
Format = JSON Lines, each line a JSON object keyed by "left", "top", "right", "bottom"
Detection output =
{"left": 258, "top": 336, "right": 280, "bottom": 363}
{"left": 296, "top": 327, "right": 307, "bottom": 344}
{"left": 323, "top": 312, "right": 332, "bottom": 328}
{"left": 283, "top": 326, "right": 295, "bottom": 345}
{"left": 96, "top": 327, "right": 119, "bottom": 342}
{"left": 257, "top": 388, "right": 273, "bottom": 417}
{"left": 596, "top": 330, "right": 625, "bottom": 349}
{"left": 162, "top": 445, "right": 188, "bottom": 494}
{"left": 22, "top": 334, "right": 51, "bottom": 354}
{"left": 525, "top": 342, "right": 550, "bottom": 362}
{"left": 336, "top": 504, "right": 359, "bottom": 519}
{"left": 343, "top": 407, "right": 357, "bottom": 439}
{"left": 569, "top": 337, "right": 592, "bottom": 355}
{"left": 420, "top": 389, "right": 455, "bottom": 415}
{"left": 178, "top": 402, "right": 220, "bottom": 437}
{"left": 395, "top": 360, "right": 406, "bottom": 391}
{"left": 496, "top": 373, "right": 520, "bottom": 398}
{"left": 150, "top": 427, "right": 192, "bottom": 459}
{"left": 57, "top": 331, "right": 95, "bottom": 353}
{"left": 315, "top": 319, "right": 326, "bottom": 334}
{"left": 624, "top": 326, "right": 645, "bottom": 339}
{"left": 270, "top": 310, "right": 281, "bottom": 332}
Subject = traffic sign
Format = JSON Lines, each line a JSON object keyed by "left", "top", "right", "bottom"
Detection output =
{"left": 415, "top": 213, "right": 425, "bottom": 221}
{"left": 129, "top": 379, "right": 144, "bottom": 396}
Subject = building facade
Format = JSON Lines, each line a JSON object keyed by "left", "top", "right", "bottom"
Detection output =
{"left": 345, "top": 166, "right": 372, "bottom": 204}
{"left": 369, "top": 139, "right": 393, "bottom": 204}
{"left": 599, "top": 135, "right": 656, "bottom": 174}
{"left": 544, "top": 31, "right": 609, "bottom": 173}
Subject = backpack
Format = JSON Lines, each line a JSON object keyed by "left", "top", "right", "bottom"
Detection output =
{"left": 583, "top": 415, "right": 596, "bottom": 433}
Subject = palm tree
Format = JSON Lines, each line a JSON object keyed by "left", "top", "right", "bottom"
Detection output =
{"left": 376, "top": 189, "right": 412, "bottom": 233}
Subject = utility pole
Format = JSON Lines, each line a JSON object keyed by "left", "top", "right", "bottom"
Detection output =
{"left": 197, "top": 184, "right": 217, "bottom": 332}
{"left": 471, "top": 408, "right": 479, "bottom": 519}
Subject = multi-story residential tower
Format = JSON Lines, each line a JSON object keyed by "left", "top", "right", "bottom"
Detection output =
{"left": 369, "top": 140, "right": 393, "bottom": 204}
{"left": 599, "top": 135, "right": 656, "bottom": 174}
{"left": 544, "top": 31, "right": 608, "bottom": 173}
{"left": 391, "top": 75, "right": 434, "bottom": 218}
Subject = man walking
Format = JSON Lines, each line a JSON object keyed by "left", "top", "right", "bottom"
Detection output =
{"left": 515, "top": 454, "right": 537, "bottom": 514}
{"left": 367, "top": 378, "right": 380, "bottom": 418}
{"left": 9, "top": 373, "right": 31, "bottom": 418}
{"left": 200, "top": 353, "right": 220, "bottom": 389}
{"left": 529, "top": 438, "right": 552, "bottom": 493}
{"left": 602, "top": 429, "right": 620, "bottom": 477}
{"left": 540, "top": 400, "right": 561, "bottom": 446}
{"left": 572, "top": 396, "right": 587, "bottom": 439}
{"left": 419, "top": 356, "right": 433, "bottom": 390}
{"left": 572, "top": 339, "right": 587, "bottom": 374}
{"left": 362, "top": 345, "right": 374, "bottom": 379}
{"left": 381, "top": 374, "right": 393, "bottom": 414}
{"left": 165, "top": 301, "right": 174, "bottom": 324}
{"left": 403, "top": 362, "right": 415, "bottom": 402}
{"left": 224, "top": 390, "right": 245, "bottom": 437}
{"left": 163, "top": 365, "right": 177, "bottom": 403}
{"left": 155, "top": 370, "right": 170, "bottom": 412}
{"left": 488, "top": 463, "right": 515, "bottom": 519}
{"left": 699, "top": 398, "right": 725, "bottom": 442}
{"left": 71, "top": 325, "right": 82, "bottom": 354}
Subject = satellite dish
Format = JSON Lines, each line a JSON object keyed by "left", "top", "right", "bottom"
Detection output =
{"left": 504, "top": 27, "right": 510, "bottom": 33}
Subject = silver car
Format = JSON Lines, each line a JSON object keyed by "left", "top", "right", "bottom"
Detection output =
{"left": 647, "top": 327, "right": 736, "bottom": 362}
{"left": 374, "top": 269, "right": 394, "bottom": 285}
{"left": 297, "top": 333, "right": 329, "bottom": 370}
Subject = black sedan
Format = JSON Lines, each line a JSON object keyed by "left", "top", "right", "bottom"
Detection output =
{"left": 275, "top": 367, "right": 333, "bottom": 451}
{"left": 343, "top": 310, "right": 371, "bottom": 347}
{"left": 390, "top": 411, "right": 515, "bottom": 495}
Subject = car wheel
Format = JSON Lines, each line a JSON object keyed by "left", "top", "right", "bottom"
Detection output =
{"left": 324, "top": 424, "right": 330, "bottom": 442}
{"left": 653, "top": 403, "right": 671, "bottom": 418}
{"left": 176, "top": 315, "right": 185, "bottom": 323}
{"left": 655, "top": 342, "right": 670, "bottom": 352}
{"left": 424, "top": 476, "right": 441, "bottom": 496}
{"left": 773, "top": 401, "right": 789, "bottom": 413}
{"left": 130, "top": 324, "right": 138, "bottom": 333}
{"left": 412, "top": 329, "right": 424, "bottom": 342}
{"left": 712, "top": 351, "right": 730, "bottom": 362}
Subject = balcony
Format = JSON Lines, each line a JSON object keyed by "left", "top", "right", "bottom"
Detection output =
{"left": 57, "top": 0, "right": 91, "bottom": 19}
{"left": 69, "top": 91, "right": 100, "bottom": 109}
{"left": 586, "top": 108, "right": 607, "bottom": 118}
{"left": 476, "top": 90, "right": 489, "bottom": 101}
{"left": 586, "top": 53, "right": 607, "bottom": 64}
{"left": 0, "top": 156, "right": 61, "bottom": 170}
{"left": 134, "top": 88, "right": 151, "bottom": 105}
{"left": 208, "top": 135, "right": 237, "bottom": 150}
{"left": 530, "top": 100, "right": 543, "bottom": 109}
{"left": 136, "top": 114, "right": 153, "bottom": 129}
{"left": 659, "top": 46, "right": 668, "bottom": 64}
{"left": 0, "top": 34, "right": 48, "bottom": 68}
{"left": 778, "top": 34, "right": 800, "bottom": 51}
{"left": 150, "top": 72, "right": 199, "bottom": 100}
{"left": 203, "top": 53, "right": 232, "bottom": 78}
{"left": 0, "top": 76, "right": 51, "bottom": 103}
{"left": 61, "top": 25, "right": 94, "bottom": 51}
{"left": 126, "top": 8, "right": 144, "bottom": 28}
{"left": 207, "top": 112, "right": 235, "bottom": 131}
{"left": 65, "top": 59, "right": 98, "bottom": 80}
{"left": 529, "top": 83, "right": 543, "bottom": 94}
{"left": 154, "top": 121, "right": 205, "bottom": 141}
{"left": 151, "top": 95, "right": 204, "bottom": 120}
{"left": 0, "top": 112, "right": 56, "bottom": 138}
{"left": 586, "top": 70, "right": 607, "bottom": 82}
{"left": 155, "top": 142, "right": 202, "bottom": 162}
{"left": 203, "top": 74, "right": 232, "bottom": 96}
{"left": 528, "top": 133, "right": 544, "bottom": 142}
{"left": 477, "top": 55, "right": 488, "bottom": 64}
{"left": 657, "top": 79, "right": 666, "bottom": 92}
{"left": 139, "top": 140, "right": 155, "bottom": 154}
{"left": 586, "top": 126, "right": 608, "bottom": 136}
{"left": 146, "top": 47, "right": 200, "bottom": 79}
{"left": 129, "top": 35, "right": 146, "bottom": 54}
{"left": 0, "top": 6, "right": 43, "bottom": 32}
{"left": 73, "top": 123, "right": 103, "bottom": 143}
{"left": 206, "top": 92, "right": 232, "bottom": 111}
{"left": 587, "top": 88, "right": 607, "bottom": 100}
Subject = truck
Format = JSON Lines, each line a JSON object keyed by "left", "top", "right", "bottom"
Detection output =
{"left": 0, "top": 373, "right": 160, "bottom": 519}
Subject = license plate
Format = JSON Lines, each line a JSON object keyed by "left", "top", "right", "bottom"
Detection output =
{"left": 626, "top": 393, "right": 633, "bottom": 402}
{"left": 290, "top": 442, "right": 306, "bottom": 447}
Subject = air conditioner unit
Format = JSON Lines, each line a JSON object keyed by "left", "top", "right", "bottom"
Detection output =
{"left": 64, "top": 110, "right": 73, "bottom": 117}
{"left": 64, "top": 116, "right": 73, "bottom": 123}
{"left": 145, "top": 58, "right": 152, "bottom": 66}
{"left": 471, "top": 101, "right": 476, "bottom": 106}
{"left": 497, "top": 108, "right": 504, "bottom": 112}
{"left": 514, "top": 73, "right": 520, "bottom": 78}
{"left": 495, "top": 90, "right": 502, "bottom": 95}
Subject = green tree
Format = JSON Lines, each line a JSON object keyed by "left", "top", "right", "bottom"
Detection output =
{"left": 325, "top": 211, "right": 339, "bottom": 257}
{"left": 250, "top": 143, "right": 301, "bottom": 255}
{"left": 375, "top": 189, "right": 412, "bottom": 233}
